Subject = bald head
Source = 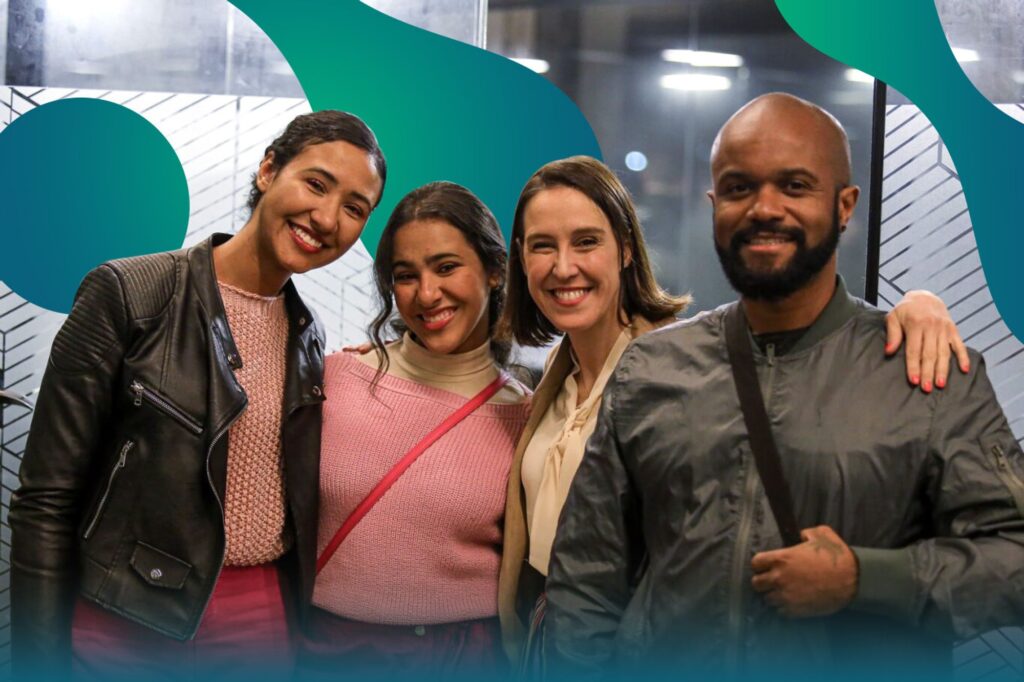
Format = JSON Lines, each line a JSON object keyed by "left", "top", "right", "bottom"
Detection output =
{"left": 711, "top": 93, "right": 852, "bottom": 186}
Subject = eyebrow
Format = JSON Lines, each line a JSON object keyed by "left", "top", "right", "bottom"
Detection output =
{"left": 715, "top": 167, "right": 821, "bottom": 184}
{"left": 524, "top": 226, "right": 605, "bottom": 243}
{"left": 305, "top": 166, "right": 373, "bottom": 208}
{"left": 777, "top": 167, "right": 821, "bottom": 182}
{"left": 392, "top": 252, "right": 464, "bottom": 270}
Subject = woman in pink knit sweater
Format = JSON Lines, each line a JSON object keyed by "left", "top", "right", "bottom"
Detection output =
{"left": 303, "top": 182, "right": 531, "bottom": 678}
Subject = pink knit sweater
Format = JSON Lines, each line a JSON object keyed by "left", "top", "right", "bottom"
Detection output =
{"left": 313, "top": 352, "right": 530, "bottom": 625}
{"left": 219, "top": 281, "right": 289, "bottom": 567}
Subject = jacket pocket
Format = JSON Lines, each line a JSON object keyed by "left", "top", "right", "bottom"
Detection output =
{"left": 83, "top": 439, "right": 135, "bottom": 540}
{"left": 130, "top": 541, "right": 192, "bottom": 589}
{"left": 980, "top": 433, "right": 1024, "bottom": 517}
{"left": 129, "top": 379, "right": 203, "bottom": 435}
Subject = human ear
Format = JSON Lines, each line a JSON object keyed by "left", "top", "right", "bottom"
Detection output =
{"left": 838, "top": 185, "right": 860, "bottom": 228}
{"left": 256, "top": 152, "right": 279, "bottom": 192}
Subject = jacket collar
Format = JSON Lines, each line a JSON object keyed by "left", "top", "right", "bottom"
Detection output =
{"left": 739, "top": 274, "right": 862, "bottom": 356}
{"left": 789, "top": 275, "right": 861, "bottom": 353}
{"left": 528, "top": 314, "right": 676, "bottom": 423}
{"left": 187, "top": 233, "right": 318, "bottom": 370}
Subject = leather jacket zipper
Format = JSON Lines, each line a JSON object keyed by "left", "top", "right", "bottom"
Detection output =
{"left": 193, "top": 395, "right": 247, "bottom": 635}
{"left": 83, "top": 440, "right": 135, "bottom": 539}
{"left": 130, "top": 380, "right": 203, "bottom": 435}
{"left": 991, "top": 443, "right": 1024, "bottom": 515}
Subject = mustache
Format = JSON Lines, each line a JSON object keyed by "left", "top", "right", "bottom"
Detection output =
{"left": 729, "top": 223, "right": 806, "bottom": 250}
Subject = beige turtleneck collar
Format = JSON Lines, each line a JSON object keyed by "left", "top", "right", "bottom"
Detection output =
{"left": 355, "top": 332, "right": 527, "bottom": 405}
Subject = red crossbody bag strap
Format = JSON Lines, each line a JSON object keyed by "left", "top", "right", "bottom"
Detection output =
{"left": 316, "top": 372, "right": 511, "bottom": 574}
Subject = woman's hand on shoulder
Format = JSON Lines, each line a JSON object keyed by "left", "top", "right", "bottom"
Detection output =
{"left": 885, "top": 289, "right": 969, "bottom": 393}
{"left": 342, "top": 342, "right": 373, "bottom": 355}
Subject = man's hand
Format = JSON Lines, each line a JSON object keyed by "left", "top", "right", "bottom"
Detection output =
{"left": 750, "top": 525, "right": 858, "bottom": 618}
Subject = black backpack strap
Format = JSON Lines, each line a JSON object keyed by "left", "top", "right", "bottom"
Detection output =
{"left": 724, "top": 304, "right": 802, "bottom": 547}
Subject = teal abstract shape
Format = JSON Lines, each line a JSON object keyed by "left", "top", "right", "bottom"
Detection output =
{"left": 229, "top": 0, "right": 601, "bottom": 254}
{"left": 775, "top": 0, "right": 1024, "bottom": 340}
{"left": 0, "top": 99, "right": 189, "bottom": 313}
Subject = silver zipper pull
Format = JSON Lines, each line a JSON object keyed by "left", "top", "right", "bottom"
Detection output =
{"left": 131, "top": 381, "right": 144, "bottom": 407}
{"left": 767, "top": 343, "right": 776, "bottom": 367}
{"left": 117, "top": 440, "right": 134, "bottom": 467}
{"left": 993, "top": 445, "right": 1009, "bottom": 470}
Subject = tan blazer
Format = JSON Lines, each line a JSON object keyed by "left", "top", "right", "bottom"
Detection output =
{"left": 497, "top": 316, "right": 670, "bottom": 660}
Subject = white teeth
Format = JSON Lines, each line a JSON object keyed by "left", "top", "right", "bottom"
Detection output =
{"left": 749, "top": 235, "right": 789, "bottom": 245}
{"left": 291, "top": 225, "right": 323, "bottom": 249}
{"left": 424, "top": 309, "right": 455, "bottom": 323}
{"left": 553, "top": 289, "right": 588, "bottom": 301}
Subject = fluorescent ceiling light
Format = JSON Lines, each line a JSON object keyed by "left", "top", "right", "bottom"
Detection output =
{"left": 952, "top": 47, "right": 979, "bottom": 62}
{"left": 511, "top": 58, "right": 550, "bottom": 74}
{"left": 844, "top": 68, "right": 874, "bottom": 84}
{"left": 661, "top": 73, "right": 732, "bottom": 91}
{"left": 661, "top": 49, "right": 744, "bottom": 68}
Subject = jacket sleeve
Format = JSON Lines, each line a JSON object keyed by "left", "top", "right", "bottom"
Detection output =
{"left": 850, "top": 353, "right": 1024, "bottom": 638}
{"left": 544, "top": 361, "right": 645, "bottom": 678}
{"left": 9, "top": 264, "right": 128, "bottom": 675}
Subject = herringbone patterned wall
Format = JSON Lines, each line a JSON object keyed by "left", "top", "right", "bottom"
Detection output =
{"left": 878, "top": 102, "right": 1024, "bottom": 681}
{"left": 0, "top": 86, "right": 378, "bottom": 672}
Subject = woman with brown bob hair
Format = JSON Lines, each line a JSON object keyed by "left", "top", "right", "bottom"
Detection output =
{"left": 503, "top": 155, "right": 690, "bottom": 348}
{"left": 496, "top": 155, "right": 967, "bottom": 667}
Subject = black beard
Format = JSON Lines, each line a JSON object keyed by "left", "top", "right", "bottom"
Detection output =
{"left": 714, "top": 199, "right": 841, "bottom": 302}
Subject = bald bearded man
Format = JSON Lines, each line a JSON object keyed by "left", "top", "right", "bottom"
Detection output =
{"left": 543, "top": 93, "right": 1024, "bottom": 679}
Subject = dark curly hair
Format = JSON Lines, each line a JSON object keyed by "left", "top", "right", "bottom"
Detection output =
{"left": 369, "top": 182, "right": 510, "bottom": 381}
{"left": 247, "top": 110, "right": 387, "bottom": 212}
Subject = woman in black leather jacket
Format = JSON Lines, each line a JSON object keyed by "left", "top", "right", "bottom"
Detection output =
{"left": 9, "top": 110, "right": 387, "bottom": 679}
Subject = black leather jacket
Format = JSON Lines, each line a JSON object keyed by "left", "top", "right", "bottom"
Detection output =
{"left": 9, "top": 234, "right": 325, "bottom": 674}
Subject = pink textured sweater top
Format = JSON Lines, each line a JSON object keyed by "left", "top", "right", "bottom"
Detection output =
{"left": 313, "top": 347, "right": 530, "bottom": 625}
{"left": 218, "top": 281, "right": 289, "bottom": 567}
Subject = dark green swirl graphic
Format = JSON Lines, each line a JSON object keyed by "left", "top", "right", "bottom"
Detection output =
{"left": 776, "top": 0, "right": 1024, "bottom": 340}
{"left": 0, "top": 98, "right": 189, "bottom": 313}
{"left": 231, "top": 0, "right": 601, "bottom": 253}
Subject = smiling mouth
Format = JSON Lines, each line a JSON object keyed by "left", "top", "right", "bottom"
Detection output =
{"left": 549, "top": 287, "right": 592, "bottom": 305}
{"left": 744, "top": 231, "right": 796, "bottom": 246}
{"left": 419, "top": 307, "right": 456, "bottom": 330}
{"left": 289, "top": 222, "right": 324, "bottom": 252}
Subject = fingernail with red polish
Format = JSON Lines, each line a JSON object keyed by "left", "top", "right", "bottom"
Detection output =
{"left": 923, "top": 381, "right": 932, "bottom": 393}
{"left": 910, "top": 375, "right": 920, "bottom": 385}
{"left": 936, "top": 377, "right": 946, "bottom": 389}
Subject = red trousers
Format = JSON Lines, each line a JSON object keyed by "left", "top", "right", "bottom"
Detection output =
{"left": 298, "top": 607, "right": 505, "bottom": 680}
{"left": 71, "top": 564, "right": 293, "bottom": 681}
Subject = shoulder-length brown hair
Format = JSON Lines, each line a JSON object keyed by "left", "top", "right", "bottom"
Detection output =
{"left": 501, "top": 155, "right": 691, "bottom": 347}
